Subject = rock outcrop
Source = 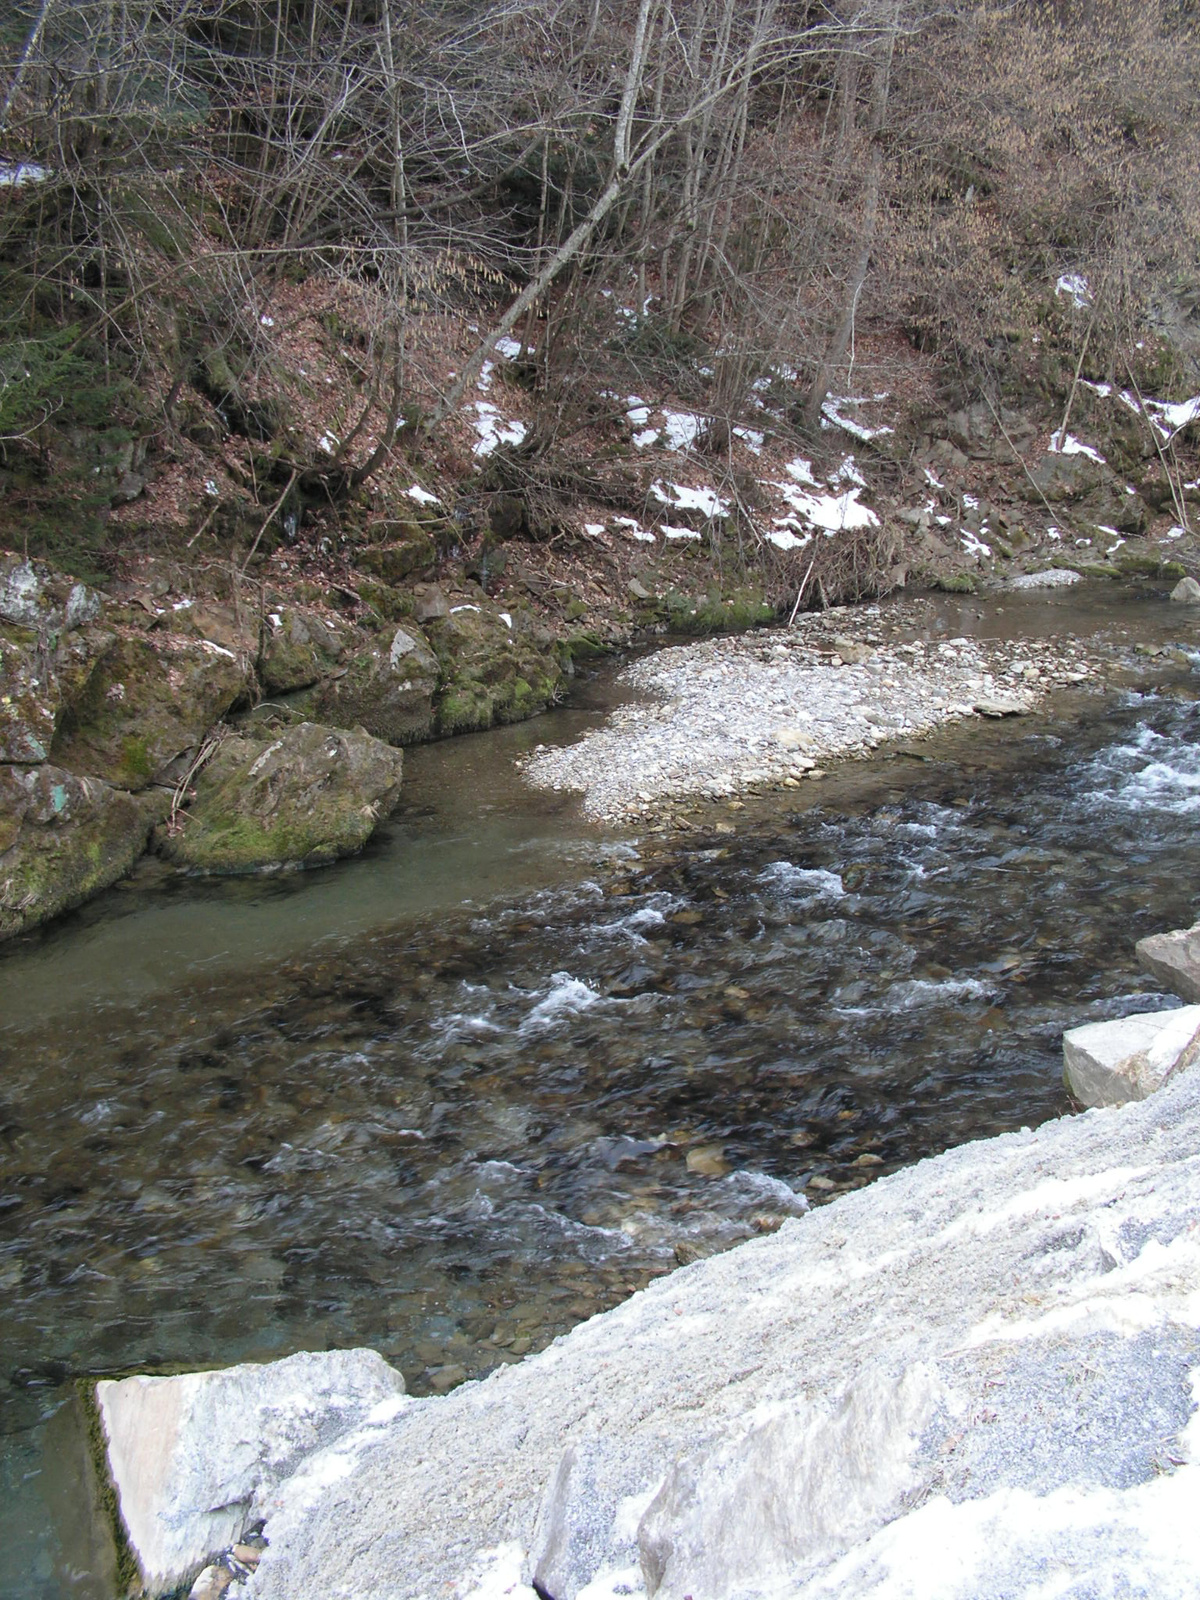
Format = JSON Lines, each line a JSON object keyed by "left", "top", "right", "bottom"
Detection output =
{"left": 95, "top": 1349, "right": 406, "bottom": 1598}
{"left": 155, "top": 720, "right": 404, "bottom": 873}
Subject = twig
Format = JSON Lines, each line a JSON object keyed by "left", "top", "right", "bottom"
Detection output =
{"left": 1122, "top": 361, "right": 1190, "bottom": 534}
{"left": 240, "top": 467, "right": 299, "bottom": 577}
{"left": 788, "top": 555, "right": 817, "bottom": 627}
{"left": 166, "top": 726, "right": 228, "bottom": 835}
{"left": 979, "top": 390, "right": 1058, "bottom": 525}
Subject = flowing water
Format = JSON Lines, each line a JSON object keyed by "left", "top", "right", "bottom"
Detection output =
{"left": 1, "top": 589, "right": 1198, "bottom": 1597}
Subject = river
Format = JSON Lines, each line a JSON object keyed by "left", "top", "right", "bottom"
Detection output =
{"left": 1, "top": 587, "right": 1197, "bottom": 1597}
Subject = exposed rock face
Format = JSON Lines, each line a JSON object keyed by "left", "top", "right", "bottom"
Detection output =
{"left": 95, "top": 1350, "right": 406, "bottom": 1599}
{"left": 258, "top": 608, "right": 347, "bottom": 695}
{"left": 1063, "top": 1005, "right": 1200, "bottom": 1106}
{"left": 0, "top": 763, "right": 160, "bottom": 939}
{"left": 315, "top": 623, "right": 441, "bottom": 745}
{"left": 156, "top": 720, "right": 404, "bottom": 873}
{"left": 52, "top": 633, "right": 251, "bottom": 790}
{"left": 228, "top": 1059, "right": 1200, "bottom": 1600}
{"left": 1137, "top": 922, "right": 1200, "bottom": 1002}
{"left": 425, "top": 602, "right": 564, "bottom": 735}
{"left": 0, "top": 554, "right": 101, "bottom": 634}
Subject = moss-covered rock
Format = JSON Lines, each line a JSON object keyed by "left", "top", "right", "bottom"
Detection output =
{"left": 358, "top": 528, "right": 437, "bottom": 584}
{"left": 155, "top": 720, "right": 403, "bottom": 874}
{"left": 424, "top": 599, "right": 564, "bottom": 736}
{"left": 259, "top": 608, "right": 348, "bottom": 695}
{"left": 51, "top": 632, "right": 251, "bottom": 790}
{"left": 315, "top": 623, "right": 440, "bottom": 745}
{"left": 0, "top": 763, "right": 161, "bottom": 941}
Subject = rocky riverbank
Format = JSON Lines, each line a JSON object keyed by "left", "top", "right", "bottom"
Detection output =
{"left": 0, "top": 551, "right": 566, "bottom": 939}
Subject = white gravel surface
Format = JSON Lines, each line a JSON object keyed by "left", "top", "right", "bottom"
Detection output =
{"left": 524, "top": 611, "right": 1103, "bottom": 821}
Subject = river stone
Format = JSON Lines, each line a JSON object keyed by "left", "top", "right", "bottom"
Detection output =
{"left": 315, "top": 624, "right": 440, "bottom": 745}
{"left": 156, "top": 721, "right": 404, "bottom": 873}
{"left": 972, "top": 694, "right": 1030, "bottom": 718}
{"left": 95, "top": 1349, "right": 406, "bottom": 1599}
{"left": 1136, "top": 922, "right": 1200, "bottom": 1002}
{"left": 1008, "top": 569, "right": 1081, "bottom": 590}
{"left": 0, "top": 554, "right": 101, "bottom": 634}
{"left": 0, "top": 763, "right": 160, "bottom": 940}
{"left": 1169, "top": 575, "right": 1200, "bottom": 604}
{"left": 1062, "top": 1005, "right": 1200, "bottom": 1106}
{"left": 258, "top": 608, "right": 347, "bottom": 695}
{"left": 52, "top": 632, "right": 251, "bottom": 790}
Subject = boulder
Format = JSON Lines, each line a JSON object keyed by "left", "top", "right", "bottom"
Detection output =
{"left": 425, "top": 599, "right": 565, "bottom": 736}
{"left": 95, "top": 1349, "right": 406, "bottom": 1598}
{"left": 1030, "top": 450, "right": 1113, "bottom": 503}
{"left": 315, "top": 624, "right": 440, "bottom": 745}
{"left": 1062, "top": 1004, "right": 1200, "bottom": 1106}
{"left": 943, "top": 402, "right": 1035, "bottom": 464}
{"left": 51, "top": 632, "right": 251, "bottom": 790}
{"left": 1136, "top": 922, "right": 1200, "bottom": 1001}
{"left": 972, "top": 694, "right": 1030, "bottom": 718}
{"left": 1169, "top": 575, "right": 1200, "bottom": 605}
{"left": 156, "top": 720, "right": 404, "bottom": 873}
{"left": 258, "top": 608, "right": 347, "bottom": 695}
{"left": 0, "top": 763, "right": 160, "bottom": 940}
{"left": 1, "top": 620, "right": 121, "bottom": 766}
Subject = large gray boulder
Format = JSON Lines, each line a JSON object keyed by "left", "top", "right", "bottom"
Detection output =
{"left": 156, "top": 720, "right": 404, "bottom": 873}
{"left": 0, "top": 554, "right": 101, "bottom": 634}
{"left": 315, "top": 624, "right": 441, "bottom": 745}
{"left": 95, "top": 1349, "right": 406, "bottom": 1599}
{"left": 1137, "top": 921, "right": 1200, "bottom": 1002}
{"left": 1169, "top": 575, "right": 1200, "bottom": 605}
{"left": 1063, "top": 1005, "right": 1200, "bottom": 1106}
{"left": 236, "top": 1064, "right": 1200, "bottom": 1600}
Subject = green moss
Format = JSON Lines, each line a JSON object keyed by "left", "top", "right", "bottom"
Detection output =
{"left": 929, "top": 572, "right": 977, "bottom": 594}
{"left": 119, "top": 734, "right": 155, "bottom": 784}
{"left": 75, "top": 1379, "right": 139, "bottom": 1598}
{"left": 563, "top": 630, "right": 609, "bottom": 660}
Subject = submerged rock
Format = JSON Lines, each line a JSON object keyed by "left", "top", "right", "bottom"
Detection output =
{"left": 0, "top": 763, "right": 161, "bottom": 940}
{"left": 1062, "top": 1004, "right": 1200, "bottom": 1106}
{"left": 94, "top": 1349, "right": 405, "bottom": 1599}
{"left": 156, "top": 720, "right": 404, "bottom": 873}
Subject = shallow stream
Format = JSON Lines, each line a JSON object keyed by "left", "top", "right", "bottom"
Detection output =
{"left": 1, "top": 587, "right": 1198, "bottom": 1597}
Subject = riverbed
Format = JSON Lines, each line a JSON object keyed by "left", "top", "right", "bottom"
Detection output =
{"left": 1, "top": 584, "right": 1198, "bottom": 1598}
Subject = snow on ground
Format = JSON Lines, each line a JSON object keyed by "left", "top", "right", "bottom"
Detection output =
{"left": 0, "top": 161, "right": 49, "bottom": 186}
{"left": 1049, "top": 431, "right": 1106, "bottom": 463}
{"left": 651, "top": 482, "right": 731, "bottom": 519}
{"left": 473, "top": 402, "right": 527, "bottom": 458}
{"left": 407, "top": 485, "right": 441, "bottom": 506}
{"left": 821, "top": 394, "right": 894, "bottom": 441}
{"left": 1055, "top": 272, "right": 1092, "bottom": 308}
